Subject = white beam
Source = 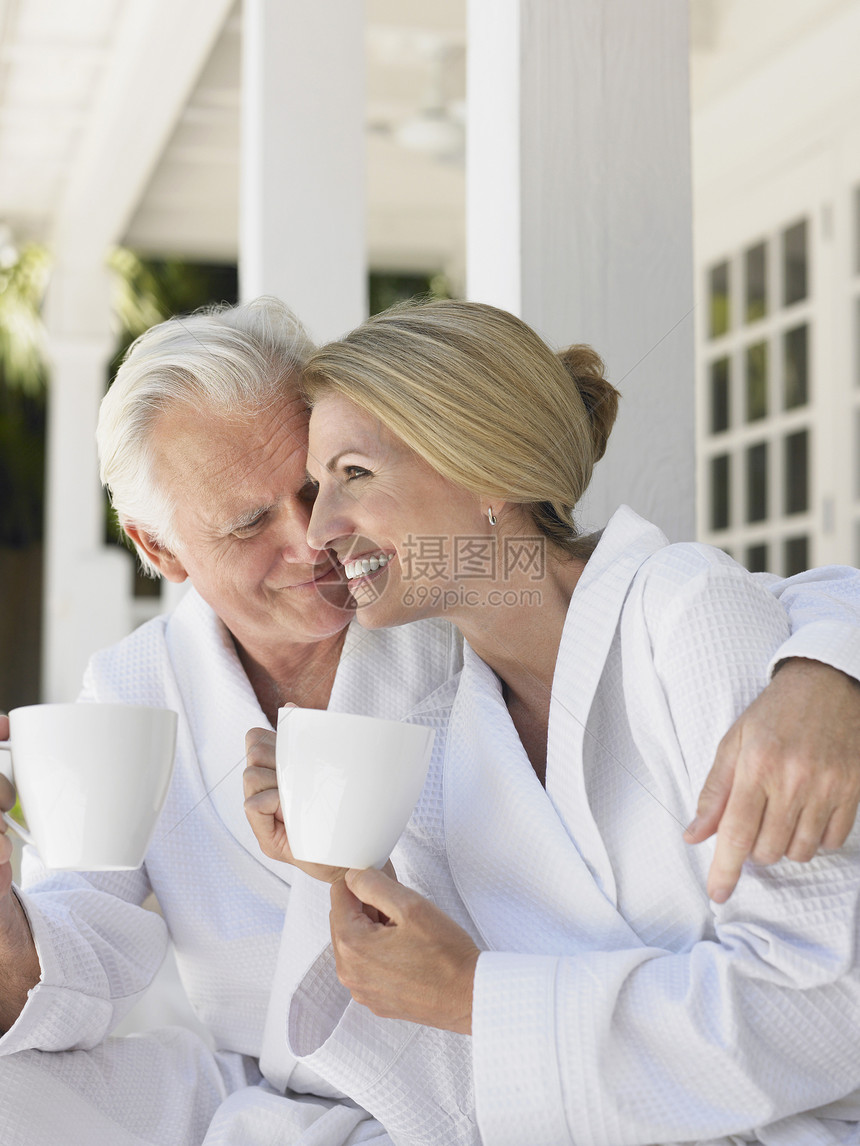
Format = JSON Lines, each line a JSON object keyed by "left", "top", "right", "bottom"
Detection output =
{"left": 41, "top": 264, "right": 132, "bottom": 701}
{"left": 41, "top": 0, "right": 235, "bottom": 699}
{"left": 51, "top": 0, "right": 236, "bottom": 261}
{"left": 467, "top": 0, "right": 695, "bottom": 541}
{"left": 240, "top": 0, "right": 367, "bottom": 343}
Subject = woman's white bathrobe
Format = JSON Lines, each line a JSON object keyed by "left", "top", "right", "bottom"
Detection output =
{"left": 0, "top": 588, "right": 465, "bottom": 1146}
{"left": 286, "top": 508, "right": 860, "bottom": 1146}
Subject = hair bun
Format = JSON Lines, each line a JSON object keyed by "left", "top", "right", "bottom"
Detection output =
{"left": 556, "top": 345, "right": 620, "bottom": 464}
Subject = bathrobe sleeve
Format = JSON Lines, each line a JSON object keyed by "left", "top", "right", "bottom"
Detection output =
{"left": 0, "top": 862, "right": 165, "bottom": 1053}
{"left": 472, "top": 548, "right": 860, "bottom": 1146}
{"left": 762, "top": 564, "right": 860, "bottom": 681}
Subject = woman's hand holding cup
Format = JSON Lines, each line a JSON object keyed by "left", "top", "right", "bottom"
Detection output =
{"left": 243, "top": 726, "right": 352, "bottom": 884}
{"left": 243, "top": 708, "right": 433, "bottom": 886}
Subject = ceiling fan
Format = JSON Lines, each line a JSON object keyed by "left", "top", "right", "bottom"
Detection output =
{"left": 368, "top": 34, "right": 465, "bottom": 164}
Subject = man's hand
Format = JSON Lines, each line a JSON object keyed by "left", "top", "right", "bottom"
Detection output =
{"left": 243, "top": 727, "right": 351, "bottom": 884}
{"left": 330, "top": 867, "right": 479, "bottom": 1035}
{"left": 0, "top": 713, "right": 41, "bottom": 1033}
{"left": 685, "top": 659, "right": 860, "bottom": 903}
{"left": 0, "top": 714, "right": 15, "bottom": 901}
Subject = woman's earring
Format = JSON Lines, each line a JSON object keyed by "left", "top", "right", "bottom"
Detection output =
{"left": 487, "top": 507, "right": 497, "bottom": 526}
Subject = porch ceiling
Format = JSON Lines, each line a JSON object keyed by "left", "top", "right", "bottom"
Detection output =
{"left": 0, "top": 0, "right": 466, "bottom": 276}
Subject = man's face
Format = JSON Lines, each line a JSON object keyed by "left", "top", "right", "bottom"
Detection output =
{"left": 144, "top": 393, "right": 352, "bottom": 658}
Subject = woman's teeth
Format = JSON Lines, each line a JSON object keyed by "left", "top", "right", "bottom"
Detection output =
{"left": 344, "top": 554, "right": 389, "bottom": 580}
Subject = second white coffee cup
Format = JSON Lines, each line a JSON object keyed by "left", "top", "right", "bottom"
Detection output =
{"left": 0, "top": 702, "right": 178, "bottom": 871}
{"left": 276, "top": 708, "right": 435, "bottom": 870}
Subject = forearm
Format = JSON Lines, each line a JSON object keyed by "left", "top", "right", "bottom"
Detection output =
{"left": 0, "top": 874, "right": 168, "bottom": 1053}
{"left": 0, "top": 889, "right": 40, "bottom": 1033}
{"left": 474, "top": 940, "right": 860, "bottom": 1144}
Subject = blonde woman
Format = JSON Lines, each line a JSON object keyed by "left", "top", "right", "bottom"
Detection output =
{"left": 245, "top": 301, "right": 860, "bottom": 1145}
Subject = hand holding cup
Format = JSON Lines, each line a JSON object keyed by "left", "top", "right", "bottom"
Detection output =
{"left": 244, "top": 710, "right": 434, "bottom": 880}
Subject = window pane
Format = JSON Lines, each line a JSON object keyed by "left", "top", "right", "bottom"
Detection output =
{"left": 784, "top": 535, "right": 809, "bottom": 576}
{"left": 710, "top": 454, "right": 731, "bottom": 531}
{"left": 746, "top": 442, "right": 768, "bottom": 523}
{"left": 784, "top": 429, "right": 809, "bottom": 515}
{"left": 710, "top": 357, "right": 730, "bottom": 433}
{"left": 708, "top": 261, "right": 730, "bottom": 338}
{"left": 744, "top": 241, "right": 767, "bottom": 322}
{"left": 783, "top": 324, "right": 809, "bottom": 409}
{"left": 745, "top": 544, "right": 769, "bottom": 573}
{"left": 745, "top": 342, "right": 768, "bottom": 421}
{"left": 783, "top": 219, "right": 808, "bottom": 306}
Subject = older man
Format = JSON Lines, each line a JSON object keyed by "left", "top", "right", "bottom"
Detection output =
{"left": 0, "top": 297, "right": 859, "bottom": 1146}
{"left": 0, "top": 298, "right": 466, "bottom": 1145}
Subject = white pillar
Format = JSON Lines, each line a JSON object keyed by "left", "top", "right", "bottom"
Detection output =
{"left": 42, "top": 262, "right": 132, "bottom": 701}
{"left": 240, "top": 0, "right": 367, "bottom": 343}
{"left": 467, "top": 0, "right": 695, "bottom": 540}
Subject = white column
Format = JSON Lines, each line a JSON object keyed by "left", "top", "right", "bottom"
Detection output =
{"left": 38, "top": 1, "right": 238, "bottom": 699}
{"left": 42, "top": 261, "right": 133, "bottom": 701}
{"left": 467, "top": 0, "right": 695, "bottom": 540}
{"left": 240, "top": 0, "right": 367, "bottom": 343}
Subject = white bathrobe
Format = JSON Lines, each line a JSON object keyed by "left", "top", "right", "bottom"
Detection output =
{"left": 286, "top": 508, "right": 860, "bottom": 1146}
{"left": 2, "top": 531, "right": 860, "bottom": 1146}
{"left": 0, "top": 588, "right": 463, "bottom": 1146}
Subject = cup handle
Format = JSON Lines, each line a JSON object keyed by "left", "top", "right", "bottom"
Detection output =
{"left": 0, "top": 741, "right": 34, "bottom": 847}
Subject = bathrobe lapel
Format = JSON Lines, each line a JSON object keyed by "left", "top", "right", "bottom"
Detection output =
{"left": 166, "top": 589, "right": 290, "bottom": 880}
{"left": 444, "top": 507, "right": 667, "bottom": 954}
{"left": 545, "top": 506, "right": 670, "bottom": 903}
{"left": 167, "top": 596, "right": 459, "bottom": 881}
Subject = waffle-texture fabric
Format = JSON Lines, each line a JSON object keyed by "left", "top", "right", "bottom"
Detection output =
{"left": 0, "top": 588, "right": 460, "bottom": 1145}
{"left": 287, "top": 507, "right": 860, "bottom": 1146}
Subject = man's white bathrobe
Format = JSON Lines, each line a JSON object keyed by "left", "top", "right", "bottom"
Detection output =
{"left": 0, "top": 588, "right": 465, "bottom": 1146}
{"left": 285, "top": 508, "right": 860, "bottom": 1146}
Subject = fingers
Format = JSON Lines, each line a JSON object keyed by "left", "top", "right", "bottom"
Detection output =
{"left": 783, "top": 798, "right": 834, "bottom": 863}
{"left": 244, "top": 727, "right": 276, "bottom": 768}
{"left": 821, "top": 803, "right": 857, "bottom": 852}
{"left": 243, "top": 727, "right": 279, "bottom": 807}
{"left": 331, "top": 872, "right": 376, "bottom": 928}
{"left": 706, "top": 783, "right": 766, "bottom": 904}
{"left": 343, "top": 867, "right": 412, "bottom": 920}
{"left": 0, "top": 762, "right": 15, "bottom": 891}
{"left": 330, "top": 873, "right": 479, "bottom": 1032}
{"left": 242, "top": 785, "right": 281, "bottom": 820}
{"left": 0, "top": 775, "right": 15, "bottom": 814}
{"left": 684, "top": 732, "right": 737, "bottom": 843}
{"left": 0, "top": 715, "right": 8, "bottom": 740}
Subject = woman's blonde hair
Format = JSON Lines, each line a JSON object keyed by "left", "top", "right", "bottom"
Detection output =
{"left": 302, "top": 300, "right": 620, "bottom": 553}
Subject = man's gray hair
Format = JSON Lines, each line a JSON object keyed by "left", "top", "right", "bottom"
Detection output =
{"left": 97, "top": 296, "right": 314, "bottom": 576}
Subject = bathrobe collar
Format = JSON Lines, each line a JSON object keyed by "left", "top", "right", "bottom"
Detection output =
{"left": 443, "top": 506, "right": 669, "bottom": 953}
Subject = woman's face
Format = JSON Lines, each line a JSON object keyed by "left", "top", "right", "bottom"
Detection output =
{"left": 306, "top": 394, "right": 491, "bottom": 627}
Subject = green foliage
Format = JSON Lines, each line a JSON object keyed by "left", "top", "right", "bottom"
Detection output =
{"left": 368, "top": 270, "right": 452, "bottom": 316}
{"left": 107, "top": 249, "right": 238, "bottom": 377}
{"left": 0, "top": 380, "right": 45, "bottom": 546}
{"left": 0, "top": 243, "right": 51, "bottom": 394}
{"left": 0, "top": 244, "right": 49, "bottom": 546}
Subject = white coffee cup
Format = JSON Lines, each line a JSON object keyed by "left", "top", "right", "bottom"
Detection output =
{"left": 0, "top": 703, "right": 178, "bottom": 871}
{"left": 276, "top": 708, "right": 435, "bottom": 870}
